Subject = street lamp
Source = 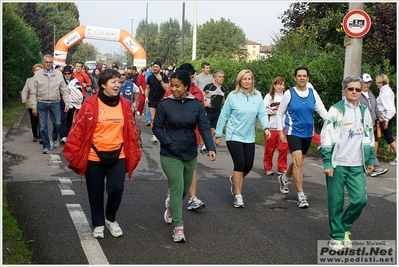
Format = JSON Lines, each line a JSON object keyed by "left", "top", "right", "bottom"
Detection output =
{"left": 127, "top": 17, "right": 137, "bottom": 37}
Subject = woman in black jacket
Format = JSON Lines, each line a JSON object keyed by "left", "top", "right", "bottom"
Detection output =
{"left": 153, "top": 70, "right": 216, "bottom": 243}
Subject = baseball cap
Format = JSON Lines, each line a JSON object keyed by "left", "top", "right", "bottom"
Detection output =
{"left": 360, "top": 73, "right": 372, "bottom": 83}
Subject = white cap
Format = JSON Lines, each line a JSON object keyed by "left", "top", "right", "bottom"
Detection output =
{"left": 361, "top": 73, "right": 372, "bottom": 82}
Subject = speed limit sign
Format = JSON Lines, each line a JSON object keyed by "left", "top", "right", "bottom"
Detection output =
{"left": 343, "top": 9, "right": 371, "bottom": 37}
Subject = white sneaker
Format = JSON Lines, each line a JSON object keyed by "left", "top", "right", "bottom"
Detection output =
{"left": 187, "top": 196, "right": 205, "bottom": 210}
{"left": 329, "top": 239, "right": 345, "bottom": 252}
{"left": 278, "top": 174, "right": 289, "bottom": 194}
{"left": 297, "top": 195, "right": 309, "bottom": 208}
{"left": 151, "top": 135, "right": 158, "bottom": 143}
{"left": 390, "top": 158, "right": 397, "bottom": 165}
{"left": 265, "top": 171, "right": 274, "bottom": 176}
{"left": 105, "top": 219, "right": 123, "bottom": 237}
{"left": 92, "top": 226, "right": 104, "bottom": 239}
{"left": 233, "top": 195, "right": 244, "bottom": 208}
{"left": 53, "top": 140, "right": 59, "bottom": 148}
{"left": 172, "top": 226, "right": 186, "bottom": 242}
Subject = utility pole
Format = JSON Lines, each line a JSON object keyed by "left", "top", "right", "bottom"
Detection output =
{"left": 192, "top": 2, "right": 197, "bottom": 61}
{"left": 145, "top": 2, "right": 148, "bottom": 54}
{"left": 181, "top": 2, "right": 185, "bottom": 57}
{"left": 343, "top": 2, "right": 364, "bottom": 79}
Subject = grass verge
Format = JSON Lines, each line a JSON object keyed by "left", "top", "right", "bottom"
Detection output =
{"left": 2, "top": 182, "right": 34, "bottom": 264}
{"left": 3, "top": 98, "right": 34, "bottom": 264}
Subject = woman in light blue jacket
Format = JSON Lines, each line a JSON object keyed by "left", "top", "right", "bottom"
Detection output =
{"left": 215, "top": 69, "right": 271, "bottom": 208}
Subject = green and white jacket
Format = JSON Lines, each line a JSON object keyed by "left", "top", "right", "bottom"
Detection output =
{"left": 320, "top": 99, "right": 375, "bottom": 171}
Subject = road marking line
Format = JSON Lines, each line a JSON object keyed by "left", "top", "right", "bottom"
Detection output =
{"left": 66, "top": 204, "right": 109, "bottom": 265}
{"left": 59, "top": 178, "right": 75, "bottom": 195}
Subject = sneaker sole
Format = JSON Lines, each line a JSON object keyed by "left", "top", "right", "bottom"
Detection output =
{"left": 379, "top": 169, "right": 388, "bottom": 176}
{"left": 187, "top": 203, "right": 205, "bottom": 210}
{"left": 234, "top": 204, "right": 244, "bottom": 208}
{"left": 93, "top": 233, "right": 104, "bottom": 239}
{"left": 173, "top": 237, "right": 186, "bottom": 242}
{"left": 297, "top": 203, "right": 309, "bottom": 208}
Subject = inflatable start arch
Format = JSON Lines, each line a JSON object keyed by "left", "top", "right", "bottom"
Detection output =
{"left": 53, "top": 25, "right": 146, "bottom": 69}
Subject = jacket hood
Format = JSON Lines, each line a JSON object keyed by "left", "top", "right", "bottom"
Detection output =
{"left": 167, "top": 91, "right": 196, "bottom": 100}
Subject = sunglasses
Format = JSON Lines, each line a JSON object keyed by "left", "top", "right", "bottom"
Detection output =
{"left": 63, "top": 73, "right": 71, "bottom": 75}
{"left": 120, "top": 74, "right": 126, "bottom": 76}
{"left": 346, "top": 87, "right": 361, "bottom": 92}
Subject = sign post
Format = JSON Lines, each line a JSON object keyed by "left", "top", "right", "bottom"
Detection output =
{"left": 342, "top": 3, "right": 369, "bottom": 79}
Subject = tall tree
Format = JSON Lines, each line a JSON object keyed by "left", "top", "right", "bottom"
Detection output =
{"left": 135, "top": 20, "right": 161, "bottom": 65}
{"left": 13, "top": 2, "right": 54, "bottom": 55}
{"left": 278, "top": 2, "right": 397, "bottom": 68}
{"left": 196, "top": 18, "right": 246, "bottom": 59}
{"left": 3, "top": 3, "right": 42, "bottom": 100}
{"left": 158, "top": 18, "right": 181, "bottom": 65}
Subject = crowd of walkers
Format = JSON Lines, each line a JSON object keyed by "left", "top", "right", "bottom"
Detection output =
{"left": 22, "top": 55, "right": 397, "bottom": 248}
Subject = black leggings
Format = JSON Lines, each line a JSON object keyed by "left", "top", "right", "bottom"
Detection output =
{"left": 226, "top": 141, "right": 255, "bottom": 173}
{"left": 379, "top": 119, "right": 396, "bottom": 144}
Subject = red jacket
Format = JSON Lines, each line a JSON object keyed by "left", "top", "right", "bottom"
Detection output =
{"left": 63, "top": 95, "right": 142, "bottom": 178}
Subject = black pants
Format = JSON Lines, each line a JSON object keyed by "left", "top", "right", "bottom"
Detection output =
{"left": 27, "top": 108, "right": 40, "bottom": 138}
{"left": 60, "top": 103, "right": 75, "bottom": 140}
{"left": 226, "top": 141, "right": 255, "bottom": 173}
{"left": 85, "top": 159, "right": 126, "bottom": 227}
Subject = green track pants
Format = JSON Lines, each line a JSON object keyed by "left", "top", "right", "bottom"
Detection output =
{"left": 160, "top": 155, "right": 197, "bottom": 227}
{"left": 326, "top": 165, "right": 367, "bottom": 240}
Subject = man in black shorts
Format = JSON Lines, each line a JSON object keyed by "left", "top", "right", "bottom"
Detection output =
{"left": 145, "top": 61, "right": 169, "bottom": 143}
{"left": 200, "top": 70, "right": 226, "bottom": 155}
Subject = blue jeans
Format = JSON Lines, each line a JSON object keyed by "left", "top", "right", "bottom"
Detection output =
{"left": 145, "top": 104, "right": 150, "bottom": 122}
{"left": 37, "top": 102, "right": 61, "bottom": 150}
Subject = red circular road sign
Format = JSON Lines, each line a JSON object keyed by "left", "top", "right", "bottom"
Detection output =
{"left": 343, "top": 9, "right": 371, "bottom": 37}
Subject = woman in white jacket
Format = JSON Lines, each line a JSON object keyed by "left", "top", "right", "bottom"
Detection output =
{"left": 375, "top": 74, "right": 397, "bottom": 165}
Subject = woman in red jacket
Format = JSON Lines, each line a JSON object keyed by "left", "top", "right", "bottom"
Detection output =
{"left": 63, "top": 69, "right": 141, "bottom": 239}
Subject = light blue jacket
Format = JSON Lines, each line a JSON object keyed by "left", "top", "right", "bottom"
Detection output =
{"left": 215, "top": 89, "right": 270, "bottom": 143}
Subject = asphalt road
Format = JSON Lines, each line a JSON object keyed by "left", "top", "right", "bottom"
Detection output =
{"left": 2, "top": 110, "right": 397, "bottom": 265}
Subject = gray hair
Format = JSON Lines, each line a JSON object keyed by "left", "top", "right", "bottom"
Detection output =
{"left": 342, "top": 76, "right": 363, "bottom": 90}
{"left": 213, "top": 70, "right": 224, "bottom": 78}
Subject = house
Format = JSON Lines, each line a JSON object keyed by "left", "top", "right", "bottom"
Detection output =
{"left": 245, "top": 39, "right": 262, "bottom": 61}
{"left": 243, "top": 39, "right": 274, "bottom": 60}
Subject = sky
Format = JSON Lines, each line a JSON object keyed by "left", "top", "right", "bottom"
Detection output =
{"left": 76, "top": 1, "right": 292, "bottom": 55}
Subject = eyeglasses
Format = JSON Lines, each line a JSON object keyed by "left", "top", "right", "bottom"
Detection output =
{"left": 63, "top": 73, "right": 71, "bottom": 75}
{"left": 346, "top": 87, "right": 362, "bottom": 92}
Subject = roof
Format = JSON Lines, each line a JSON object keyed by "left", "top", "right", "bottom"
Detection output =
{"left": 245, "top": 39, "right": 262, "bottom": 45}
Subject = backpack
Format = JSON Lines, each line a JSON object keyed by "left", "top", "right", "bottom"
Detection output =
{"left": 68, "top": 78, "right": 83, "bottom": 109}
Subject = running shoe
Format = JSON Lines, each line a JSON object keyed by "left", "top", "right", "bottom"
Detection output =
{"left": 151, "top": 135, "right": 158, "bottom": 143}
{"left": 105, "top": 219, "right": 123, "bottom": 237}
{"left": 172, "top": 226, "right": 186, "bottom": 242}
{"left": 233, "top": 195, "right": 244, "bottom": 208}
{"left": 297, "top": 195, "right": 309, "bottom": 208}
{"left": 370, "top": 168, "right": 388, "bottom": 177}
{"left": 389, "top": 158, "right": 397, "bottom": 165}
{"left": 343, "top": 231, "right": 352, "bottom": 249}
{"left": 265, "top": 171, "right": 274, "bottom": 176}
{"left": 92, "top": 226, "right": 104, "bottom": 239}
{"left": 329, "top": 239, "right": 345, "bottom": 252}
{"left": 199, "top": 148, "right": 209, "bottom": 156}
{"left": 278, "top": 174, "right": 289, "bottom": 194}
{"left": 187, "top": 196, "right": 205, "bottom": 210}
